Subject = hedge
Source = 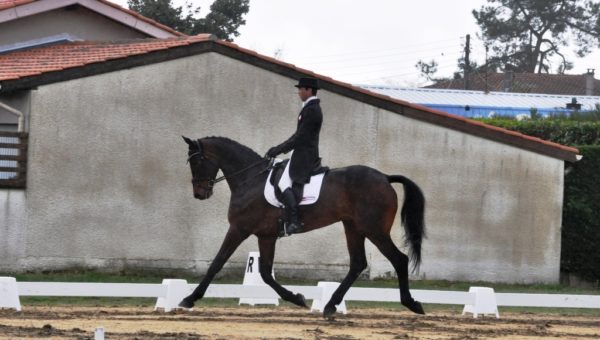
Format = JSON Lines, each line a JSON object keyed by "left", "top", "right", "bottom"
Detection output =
{"left": 560, "top": 146, "right": 600, "bottom": 282}
{"left": 477, "top": 119, "right": 600, "bottom": 146}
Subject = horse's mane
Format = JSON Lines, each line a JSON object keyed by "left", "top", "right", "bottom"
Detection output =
{"left": 203, "top": 136, "right": 262, "bottom": 162}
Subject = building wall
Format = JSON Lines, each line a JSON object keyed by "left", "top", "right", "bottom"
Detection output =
{"left": 0, "top": 6, "right": 147, "bottom": 47}
{"left": 3, "top": 52, "right": 565, "bottom": 283}
{"left": 0, "top": 189, "right": 26, "bottom": 270}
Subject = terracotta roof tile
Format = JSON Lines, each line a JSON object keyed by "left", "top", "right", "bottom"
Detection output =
{"left": 0, "top": 0, "right": 185, "bottom": 36}
{"left": 0, "top": 0, "right": 34, "bottom": 10}
{"left": 0, "top": 35, "right": 212, "bottom": 81}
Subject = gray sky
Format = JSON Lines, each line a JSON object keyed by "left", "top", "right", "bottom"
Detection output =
{"left": 110, "top": 0, "right": 600, "bottom": 87}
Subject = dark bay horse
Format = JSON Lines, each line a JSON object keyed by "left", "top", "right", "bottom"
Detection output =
{"left": 179, "top": 136, "right": 426, "bottom": 317}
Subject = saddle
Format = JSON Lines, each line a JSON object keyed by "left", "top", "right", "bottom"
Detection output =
{"left": 264, "top": 159, "right": 328, "bottom": 207}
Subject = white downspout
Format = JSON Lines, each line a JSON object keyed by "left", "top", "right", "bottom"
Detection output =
{"left": 0, "top": 100, "right": 24, "bottom": 132}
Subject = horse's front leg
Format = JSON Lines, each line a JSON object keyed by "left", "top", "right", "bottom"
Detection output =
{"left": 179, "top": 227, "right": 249, "bottom": 308}
{"left": 258, "top": 236, "right": 307, "bottom": 307}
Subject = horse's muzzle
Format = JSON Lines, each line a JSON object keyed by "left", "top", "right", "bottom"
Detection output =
{"left": 194, "top": 189, "right": 212, "bottom": 200}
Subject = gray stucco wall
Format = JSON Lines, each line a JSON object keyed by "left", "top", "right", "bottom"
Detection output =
{"left": 2, "top": 52, "right": 565, "bottom": 283}
{"left": 0, "top": 189, "right": 26, "bottom": 270}
{"left": 0, "top": 6, "right": 147, "bottom": 47}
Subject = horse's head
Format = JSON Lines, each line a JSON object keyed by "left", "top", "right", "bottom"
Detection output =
{"left": 183, "top": 136, "right": 220, "bottom": 200}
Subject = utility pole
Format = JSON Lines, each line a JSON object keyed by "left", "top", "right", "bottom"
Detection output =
{"left": 464, "top": 34, "right": 471, "bottom": 90}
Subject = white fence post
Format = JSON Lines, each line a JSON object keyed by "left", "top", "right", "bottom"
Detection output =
{"left": 310, "top": 281, "right": 347, "bottom": 314}
{"left": 462, "top": 287, "right": 500, "bottom": 318}
{"left": 239, "top": 252, "right": 279, "bottom": 306}
{"left": 154, "top": 279, "right": 191, "bottom": 312}
{"left": 0, "top": 277, "right": 21, "bottom": 311}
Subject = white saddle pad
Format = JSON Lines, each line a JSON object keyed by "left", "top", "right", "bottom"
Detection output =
{"left": 264, "top": 159, "right": 325, "bottom": 207}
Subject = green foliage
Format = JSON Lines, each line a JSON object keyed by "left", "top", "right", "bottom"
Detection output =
{"left": 472, "top": 0, "right": 600, "bottom": 73}
{"left": 477, "top": 118, "right": 600, "bottom": 146}
{"left": 561, "top": 146, "right": 600, "bottom": 282}
{"left": 195, "top": 0, "right": 250, "bottom": 40}
{"left": 127, "top": 0, "right": 249, "bottom": 41}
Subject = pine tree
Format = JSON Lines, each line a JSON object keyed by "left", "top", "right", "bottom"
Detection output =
{"left": 127, "top": 0, "right": 249, "bottom": 41}
{"left": 473, "top": 0, "right": 600, "bottom": 73}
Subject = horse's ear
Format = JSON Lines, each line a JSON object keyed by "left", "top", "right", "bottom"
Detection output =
{"left": 182, "top": 136, "right": 194, "bottom": 147}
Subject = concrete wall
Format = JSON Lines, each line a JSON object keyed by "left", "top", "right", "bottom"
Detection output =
{"left": 2, "top": 52, "right": 565, "bottom": 283}
{"left": 0, "top": 189, "right": 26, "bottom": 270}
{"left": 0, "top": 6, "right": 147, "bottom": 47}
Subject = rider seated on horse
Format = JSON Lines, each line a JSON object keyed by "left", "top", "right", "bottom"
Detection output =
{"left": 266, "top": 77, "right": 323, "bottom": 237}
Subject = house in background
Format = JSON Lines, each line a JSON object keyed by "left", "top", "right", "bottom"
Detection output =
{"left": 0, "top": 0, "right": 183, "bottom": 132}
{"left": 361, "top": 86, "right": 600, "bottom": 119}
{"left": 425, "top": 70, "right": 600, "bottom": 96}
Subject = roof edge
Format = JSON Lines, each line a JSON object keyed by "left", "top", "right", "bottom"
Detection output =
{"left": 0, "top": 37, "right": 581, "bottom": 162}
{"left": 0, "top": 0, "right": 184, "bottom": 37}
{"left": 211, "top": 40, "right": 580, "bottom": 162}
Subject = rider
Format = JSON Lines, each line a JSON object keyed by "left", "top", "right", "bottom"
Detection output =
{"left": 266, "top": 77, "right": 323, "bottom": 236}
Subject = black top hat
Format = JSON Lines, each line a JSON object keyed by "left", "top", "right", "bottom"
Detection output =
{"left": 294, "top": 77, "right": 320, "bottom": 89}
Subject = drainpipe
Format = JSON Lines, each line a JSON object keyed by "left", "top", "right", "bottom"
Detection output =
{"left": 0, "top": 100, "right": 24, "bottom": 132}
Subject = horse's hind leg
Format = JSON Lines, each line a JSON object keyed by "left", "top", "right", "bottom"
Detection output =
{"left": 368, "top": 234, "right": 425, "bottom": 315}
{"left": 322, "top": 223, "right": 367, "bottom": 319}
{"left": 179, "top": 227, "right": 249, "bottom": 308}
{"left": 257, "top": 236, "right": 307, "bottom": 307}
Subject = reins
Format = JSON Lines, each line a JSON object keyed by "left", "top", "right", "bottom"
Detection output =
{"left": 188, "top": 151, "right": 273, "bottom": 189}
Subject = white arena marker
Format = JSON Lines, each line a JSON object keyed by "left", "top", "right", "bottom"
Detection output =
{"left": 462, "top": 287, "right": 500, "bottom": 318}
{"left": 94, "top": 327, "right": 104, "bottom": 340}
{"left": 0, "top": 277, "right": 21, "bottom": 311}
{"left": 154, "top": 279, "right": 191, "bottom": 312}
{"left": 310, "top": 281, "right": 347, "bottom": 314}
{"left": 239, "top": 252, "right": 279, "bottom": 306}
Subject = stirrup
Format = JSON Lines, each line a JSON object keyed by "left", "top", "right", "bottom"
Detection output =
{"left": 278, "top": 220, "right": 303, "bottom": 237}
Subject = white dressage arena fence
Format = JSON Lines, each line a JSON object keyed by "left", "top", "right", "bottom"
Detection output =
{"left": 2, "top": 276, "right": 600, "bottom": 319}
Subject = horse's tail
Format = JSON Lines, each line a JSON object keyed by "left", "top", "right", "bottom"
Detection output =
{"left": 388, "top": 175, "right": 426, "bottom": 273}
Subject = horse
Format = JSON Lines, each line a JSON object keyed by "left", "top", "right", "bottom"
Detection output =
{"left": 179, "top": 136, "right": 426, "bottom": 317}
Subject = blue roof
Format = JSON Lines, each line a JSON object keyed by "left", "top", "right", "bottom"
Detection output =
{"left": 361, "top": 86, "right": 600, "bottom": 118}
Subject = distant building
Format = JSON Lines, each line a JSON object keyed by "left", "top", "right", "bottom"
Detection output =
{"left": 361, "top": 86, "right": 600, "bottom": 119}
{"left": 425, "top": 70, "right": 599, "bottom": 96}
{"left": 0, "top": 0, "right": 184, "bottom": 131}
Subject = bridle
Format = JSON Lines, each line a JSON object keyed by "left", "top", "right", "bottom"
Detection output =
{"left": 187, "top": 150, "right": 220, "bottom": 190}
{"left": 187, "top": 142, "right": 271, "bottom": 191}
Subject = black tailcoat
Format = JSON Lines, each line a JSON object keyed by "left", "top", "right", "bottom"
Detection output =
{"left": 271, "top": 98, "right": 323, "bottom": 184}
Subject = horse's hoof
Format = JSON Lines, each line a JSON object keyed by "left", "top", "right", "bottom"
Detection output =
{"left": 178, "top": 297, "right": 195, "bottom": 309}
{"left": 323, "top": 305, "right": 337, "bottom": 320}
{"left": 292, "top": 293, "right": 307, "bottom": 308}
{"left": 402, "top": 300, "right": 425, "bottom": 315}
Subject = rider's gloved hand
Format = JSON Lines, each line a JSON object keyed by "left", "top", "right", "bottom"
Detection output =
{"left": 265, "top": 146, "right": 280, "bottom": 159}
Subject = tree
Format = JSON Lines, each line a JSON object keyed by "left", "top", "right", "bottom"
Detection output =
{"left": 127, "top": 0, "right": 249, "bottom": 41}
{"left": 472, "top": 0, "right": 600, "bottom": 74}
{"left": 415, "top": 59, "right": 438, "bottom": 81}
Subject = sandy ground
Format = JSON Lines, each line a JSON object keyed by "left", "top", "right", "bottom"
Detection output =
{"left": 1, "top": 305, "right": 599, "bottom": 339}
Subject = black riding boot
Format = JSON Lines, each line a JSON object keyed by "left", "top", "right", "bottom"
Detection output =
{"left": 281, "top": 187, "right": 302, "bottom": 236}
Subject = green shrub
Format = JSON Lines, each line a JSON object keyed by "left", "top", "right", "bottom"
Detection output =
{"left": 561, "top": 146, "right": 600, "bottom": 282}
{"left": 477, "top": 119, "right": 600, "bottom": 146}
